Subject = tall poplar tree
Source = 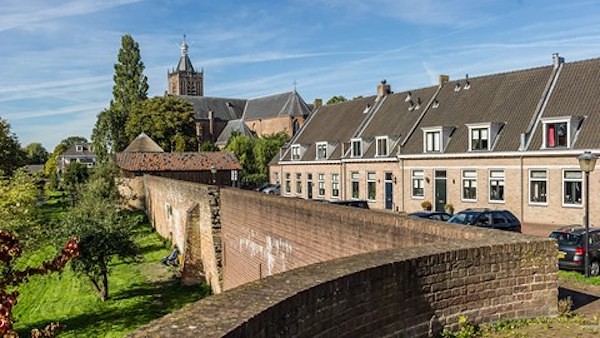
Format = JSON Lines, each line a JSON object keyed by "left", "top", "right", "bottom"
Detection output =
{"left": 0, "top": 118, "right": 25, "bottom": 175}
{"left": 92, "top": 34, "right": 148, "bottom": 158}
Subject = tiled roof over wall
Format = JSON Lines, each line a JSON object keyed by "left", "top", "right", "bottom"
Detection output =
{"left": 116, "top": 152, "right": 241, "bottom": 172}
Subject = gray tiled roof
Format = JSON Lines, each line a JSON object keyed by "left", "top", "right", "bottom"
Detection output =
{"left": 243, "top": 91, "right": 312, "bottom": 121}
{"left": 61, "top": 143, "right": 95, "bottom": 156}
{"left": 123, "top": 132, "right": 165, "bottom": 153}
{"left": 358, "top": 87, "right": 438, "bottom": 158}
{"left": 402, "top": 66, "right": 554, "bottom": 154}
{"left": 180, "top": 96, "right": 246, "bottom": 121}
{"left": 282, "top": 96, "right": 378, "bottom": 161}
{"left": 215, "top": 119, "right": 256, "bottom": 146}
{"left": 528, "top": 58, "right": 600, "bottom": 150}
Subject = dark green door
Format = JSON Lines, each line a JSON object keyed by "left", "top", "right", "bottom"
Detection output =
{"left": 434, "top": 170, "right": 447, "bottom": 212}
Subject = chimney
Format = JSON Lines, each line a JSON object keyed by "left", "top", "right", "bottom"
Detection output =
{"left": 519, "top": 133, "right": 527, "bottom": 151}
{"left": 552, "top": 53, "right": 564, "bottom": 69}
{"left": 313, "top": 98, "right": 323, "bottom": 110}
{"left": 208, "top": 110, "right": 215, "bottom": 141}
{"left": 439, "top": 75, "right": 449, "bottom": 86}
{"left": 377, "top": 80, "right": 391, "bottom": 99}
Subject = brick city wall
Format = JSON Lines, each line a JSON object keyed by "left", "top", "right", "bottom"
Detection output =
{"left": 135, "top": 176, "right": 558, "bottom": 337}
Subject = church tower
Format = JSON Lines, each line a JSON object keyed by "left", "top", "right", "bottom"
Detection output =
{"left": 167, "top": 36, "right": 204, "bottom": 96}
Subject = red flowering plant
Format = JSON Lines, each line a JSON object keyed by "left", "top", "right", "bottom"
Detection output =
{"left": 0, "top": 230, "right": 79, "bottom": 337}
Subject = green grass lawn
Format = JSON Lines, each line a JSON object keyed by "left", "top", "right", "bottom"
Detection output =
{"left": 11, "top": 194, "right": 210, "bottom": 337}
{"left": 559, "top": 270, "right": 600, "bottom": 285}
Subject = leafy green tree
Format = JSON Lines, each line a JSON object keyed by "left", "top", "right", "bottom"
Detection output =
{"left": 126, "top": 96, "right": 196, "bottom": 152}
{"left": 59, "top": 161, "right": 139, "bottom": 301}
{"left": 44, "top": 136, "right": 88, "bottom": 177}
{"left": 93, "top": 34, "right": 148, "bottom": 158}
{"left": 225, "top": 132, "right": 256, "bottom": 175}
{"left": 199, "top": 141, "right": 219, "bottom": 152}
{"left": 23, "top": 142, "right": 49, "bottom": 164}
{"left": 326, "top": 95, "right": 347, "bottom": 105}
{"left": 0, "top": 168, "right": 41, "bottom": 237}
{"left": 254, "top": 132, "right": 289, "bottom": 178}
{"left": 0, "top": 118, "right": 25, "bottom": 175}
{"left": 61, "top": 162, "right": 90, "bottom": 206}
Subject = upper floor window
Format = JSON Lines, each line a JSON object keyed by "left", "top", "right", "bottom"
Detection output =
{"left": 425, "top": 131, "right": 440, "bottom": 152}
{"left": 316, "top": 142, "right": 328, "bottom": 160}
{"left": 351, "top": 138, "right": 362, "bottom": 158}
{"left": 75, "top": 145, "right": 84, "bottom": 152}
{"left": 291, "top": 145, "right": 301, "bottom": 161}
{"left": 376, "top": 137, "right": 389, "bottom": 156}
{"left": 541, "top": 117, "right": 582, "bottom": 149}
{"left": 470, "top": 128, "right": 488, "bottom": 150}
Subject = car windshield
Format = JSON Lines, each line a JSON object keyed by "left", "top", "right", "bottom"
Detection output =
{"left": 549, "top": 232, "right": 580, "bottom": 246}
{"left": 448, "top": 212, "right": 477, "bottom": 224}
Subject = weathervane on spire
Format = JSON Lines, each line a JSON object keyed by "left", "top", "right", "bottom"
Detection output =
{"left": 180, "top": 34, "right": 189, "bottom": 57}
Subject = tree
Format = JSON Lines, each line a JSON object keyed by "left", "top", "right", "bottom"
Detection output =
{"left": 126, "top": 96, "right": 196, "bottom": 152}
{"left": 92, "top": 34, "right": 148, "bottom": 158}
{"left": 59, "top": 161, "right": 139, "bottom": 301}
{"left": 0, "top": 168, "right": 41, "bottom": 236}
{"left": 0, "top": 118, "right": 25, "bottom": 175}
{"left": 199, "top": 141, "right": 219, "bottom": 152}
{"left": 23, "top": 143, "right": 49, "bottom": 165}
{"left": 61, "top": 162, "right": 90, "bottom": 206}
{"left": 254, "top": 132, "right": 289, "bottom": 178}
{"left": 326, "top": 95, "right": 347, "bottom": 105}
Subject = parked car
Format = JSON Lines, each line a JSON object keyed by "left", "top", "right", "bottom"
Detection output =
{"left": 448, "top": 208, "right": 521, "bottom": 232}
{"left": 255, "top": 183, "right": 272, "bottom": 192}
{"left": 263, "top": 184, "right": 280, "bottom": 195}
{"left": 409, "top": 211, "right": 451, "bottom": 221}
{"left": 549, "top": 226, "right": 600, "bottom": 276}
{"left": 329, "top": 200, "right": 370, "bottom": 209}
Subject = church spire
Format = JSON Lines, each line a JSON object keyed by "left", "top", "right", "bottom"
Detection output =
{"left": 180, "top": 34, "right": 189, "bottom": 57}
{"left": 167, "top": 34, "right": 204, "bottom": 96}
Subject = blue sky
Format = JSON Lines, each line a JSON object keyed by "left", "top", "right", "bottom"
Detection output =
{"left": 1, "top": 0, "right": 600, "bottom": 151}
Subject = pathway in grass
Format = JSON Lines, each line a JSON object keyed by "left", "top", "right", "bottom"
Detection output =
{"left": 12, "top": 223, "right": 209, "bottom": 337}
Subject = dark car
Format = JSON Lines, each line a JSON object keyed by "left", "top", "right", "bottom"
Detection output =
{"left": 329, "top": 200, "right": 370, "bottom": 209}
{"left": 549, "top": 226, "right": 600, "bottom": 276}
{"left": 448, "top": 208, "right": 521, "bottom": 232}
{"left": 409, "top": 211, "right": 452, "bottom": 221}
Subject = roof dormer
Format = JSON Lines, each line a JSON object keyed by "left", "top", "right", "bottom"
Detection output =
{"left": 422, "top": 126, "right": 454, "bottom": 153}
{"left": 350, "top": 138, "right": 363, "bottom": 158}
{"left": 315, "top": 141, "right": 333, "bottom": 160}
{"left": 290, "top": 144, "right": 307, "bottom": 161}
{"left": 541, "top": 116, "right": 583, "bottom": 149}
{"left": 466, "top": 122, "right": 503, "bottom": 152}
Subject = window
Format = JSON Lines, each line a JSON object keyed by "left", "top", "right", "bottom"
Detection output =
{"left": 529, "top": 170, "right": 548, "bottom": 204}
{"left": 545, "top": 122, "right": 568, "bottom": 148}
{"left": 351, "top": 139, "right": 362, "bottom": 158}
{"left": 376, "top": 137, "right": 388, "bottom": 156}
{"left": 411, "top": 170, "right": 424, "bottom": 198}
{"left": 75, "top": 145, "right": 83, "bottom": 152}
{"left": 275, "top": 172, "right": 280, "bottom": 184}
{"left": 316, "top": 142, "right": 327, "bottom": 160}
{"left": 489, "top": 170, "right": 505, "bottom": 202}
{"left": 331, "top": 174, "right": 339, "bottom": 198}
{"left": 351, "top": 172, "right": 360, "bottom": 199}
{"left": 425, "top": 131, "right": 440, "bottom": 152}
{"left": 462, "top": 170, "right": 477, "bottom": 201}
{"left": 296, "top": 173, "right": 302, "bottom": 194}
{"left": 470, "top": 128, "right": 489, "bottom": 151}
{"left": 285, "top": 173, "right": 291, "bottom": 193}
{"left": 563, "top": 170, "right": 582, "bottom": 206}
{"left": 291, "top": 145, "right": 301, "bottom": 160}
{"left": 318, "top": 174, "right": 325, "bottom": 197}
{"left": 367, "top": 172, "right": 376, "bottom": 201}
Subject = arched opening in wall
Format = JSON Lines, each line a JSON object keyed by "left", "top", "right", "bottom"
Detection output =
{"left": 292, "top": 119, "right": 300, "bottom": 136}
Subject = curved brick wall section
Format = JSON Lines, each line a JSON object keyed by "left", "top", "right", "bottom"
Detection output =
{"left": 130, "top": 238, "right": 557, "bottom": 337}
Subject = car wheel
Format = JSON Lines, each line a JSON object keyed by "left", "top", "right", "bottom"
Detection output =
{"left": 591, "top": 261, "right": 600, "bottom": 276}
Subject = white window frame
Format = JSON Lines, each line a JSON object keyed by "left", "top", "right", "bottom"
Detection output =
{"left": 469, "top": 127, "right": 489, "bottom": 151}
{"left": 291, "top": 145, "right": 301, "bottom": 161}
{"left": 422, "top": 127, "right": 442, "bottom": 153}
{"left": 562, "top": 169, "right": 583, "bottom": 208}
{"left": 351, "top": 171, "right": 360, "bottom": 199}
{"left": 284, "top": 173, "right": 291, "bottom": 194}
{"left": 367, "top": 172, "right": 376, "bottom": 202}
{"left": 488, "top": 169, "right": 505, "bottom": 203}
{"left": 351, "top": 138, "right": 362, "bottom": 158}
{"left": 461, "top": 170, "right": 477, "bottom": 202}
{"left": 331, "top": 173, "right": 340, "bottom": 199}
{"left": 75, "top": 145, "right": 83, "bottom": 152}
{"left": 316, "top": 142, "right": 328, "bottom": 160}
{"left": 317, "top": 173, "right": 325, "bottom": 197}
{"left": 295, "top": 173, "right": 302, "bottom": 195}
{"left": 529, "top": 169, "right": 548, "bottom": 205}
{"left": 542, "top": 117, "right": 571, "bottom": 149}
{"left": 411, "top": 170, "right": 424, "bottom": 199}
{"left": 375, "top": 136, "right": 389, "bottom": 157}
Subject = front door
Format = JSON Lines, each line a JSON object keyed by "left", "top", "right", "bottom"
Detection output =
{"left": 434, "top": 170, "right": 447, "bottom": 212}
{"left": 384, "top": 172, "right": 394, "bottom": 210}
{"left": 307, "top": 173, "right": 313, "bottom": 199}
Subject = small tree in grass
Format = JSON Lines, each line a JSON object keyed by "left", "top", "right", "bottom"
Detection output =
{"left": 59, "top": 160, "right": 140, "bottom": 301}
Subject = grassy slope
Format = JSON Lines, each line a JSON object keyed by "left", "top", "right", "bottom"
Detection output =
{"left": 11, "top": 193, "right": 209, "bottom": 337}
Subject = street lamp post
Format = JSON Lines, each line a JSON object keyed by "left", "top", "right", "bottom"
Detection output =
{"left": 578, "top": 150, "right": 597, "bottom": 278}
{"left": 210, "top": 165, "right": 217, "bottom": 185}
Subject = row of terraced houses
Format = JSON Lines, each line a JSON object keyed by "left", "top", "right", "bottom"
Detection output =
{"left": 269, "top": 54, "right": 600, "bottom": 227}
